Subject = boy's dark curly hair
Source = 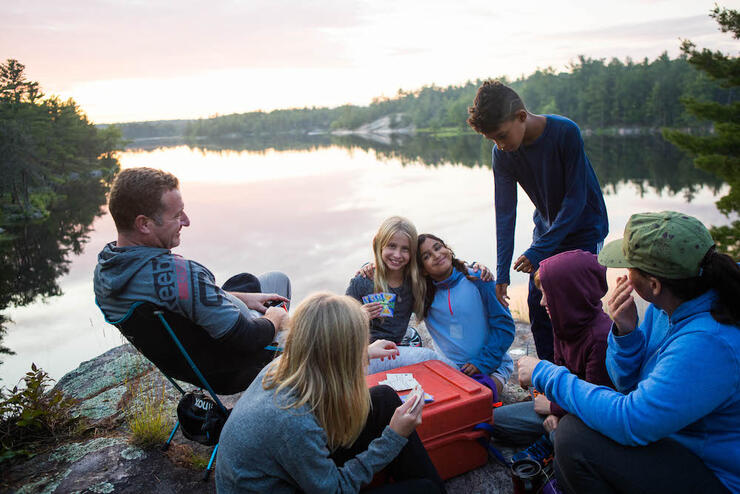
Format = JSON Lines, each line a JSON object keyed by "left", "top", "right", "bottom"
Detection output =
{"left": 467, "top": 80, "right": 525, "bottom": 135}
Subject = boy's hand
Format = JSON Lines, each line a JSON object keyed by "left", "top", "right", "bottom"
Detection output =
{"left": 495, "top": 283, "right": 510, "bottom": 308}
{"left": 607, "top": 275, "right": 638, "bottom": 336}
{"left": 513, "top": 255, "right": 534, "bottom": 273}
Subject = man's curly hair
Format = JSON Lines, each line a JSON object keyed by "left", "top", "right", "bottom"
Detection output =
{"left": 467, "top": 80, "right": 525, "bottom": 135}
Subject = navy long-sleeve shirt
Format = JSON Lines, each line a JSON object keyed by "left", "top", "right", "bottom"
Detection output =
{"left": 492, "top": 115, "right": 608, "bottom": 284}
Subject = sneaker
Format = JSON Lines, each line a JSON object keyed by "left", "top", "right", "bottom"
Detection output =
{"left": 399, "top": 327, "right": 422, "bottom": 347}
{"left": 510, "top": 434, "right": 554, "bottom": 466}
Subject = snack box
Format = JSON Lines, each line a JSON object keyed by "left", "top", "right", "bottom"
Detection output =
{"left": 366, "top": 360, "right": 493, "bottom": 479}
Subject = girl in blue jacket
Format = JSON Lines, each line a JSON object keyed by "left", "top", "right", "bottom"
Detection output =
{"left": 517, "top": 211, "right": 740, "bottom": 494}
{"left": 417, "top": 233, "right": 515, "bottom": 397}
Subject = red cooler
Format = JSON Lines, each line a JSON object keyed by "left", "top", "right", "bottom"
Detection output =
{"left": 366, "top": 360, "right": 493, "bottom": 479}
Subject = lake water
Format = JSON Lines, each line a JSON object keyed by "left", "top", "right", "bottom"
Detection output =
{"left": 0, "top": 133, "right": 733, "bottom": 387}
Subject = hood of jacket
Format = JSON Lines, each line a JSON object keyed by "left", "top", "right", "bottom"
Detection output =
{"left": 539, "top": 249, "right": 610, "bottom": 342}
{"left": 93, "top": 241, "right": 169, "bottom": 299}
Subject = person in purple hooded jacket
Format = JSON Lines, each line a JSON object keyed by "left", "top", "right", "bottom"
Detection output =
{"left": 491, "top": 250, "right": 613, "bottom": 461}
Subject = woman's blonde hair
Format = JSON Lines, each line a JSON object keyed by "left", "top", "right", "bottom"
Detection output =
{"left": 262, "top": 292, "right": 371, "bottom": 450}
{"left": 372, "top": 216, "right": 426, "bottom": 320}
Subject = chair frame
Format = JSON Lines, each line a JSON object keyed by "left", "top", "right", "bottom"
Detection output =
{"left": 109, "top": 303, "right": 230, "bottom": 481}
{"left": 154, "top": 309, "right": 228, "bottom": 480}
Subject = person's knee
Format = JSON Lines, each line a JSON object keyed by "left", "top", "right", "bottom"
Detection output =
{"left": 554, "top": 415, "right": 583, "bottom": 452}
{"left": 371, "top": 384, "right": 402, "bottom": 407}
{"left": 222, "top": 272, "right": 261, "bottom": 292}
{"left": 370, "top": 385, "right": 401, "bottom": 425}
{"left": 554, "top": 414, "right": 595, "bottom": 477}
{"left": 258, "top": 271, "right": 292, "bottom": 300}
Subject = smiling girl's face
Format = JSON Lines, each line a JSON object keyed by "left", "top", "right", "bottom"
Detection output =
{"left": 419, "top": 237, "right": 453, "bottom": 281}
{"left": 381, "top": 231, "right": 411, "bottom": 273}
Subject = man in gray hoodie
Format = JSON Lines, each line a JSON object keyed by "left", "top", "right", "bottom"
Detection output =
{"left": 94, "top": 167, "right": 290, "bottom": 391}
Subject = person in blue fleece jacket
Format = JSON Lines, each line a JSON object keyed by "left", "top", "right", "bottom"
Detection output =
{"left": 417, "top": 233, "right": 515, "bottom": 397}
{"left": 517, "top": 211, "right": 740, "bottom": 494}
{"left": 467, "top": 80, "right": 608, "bottom": 363}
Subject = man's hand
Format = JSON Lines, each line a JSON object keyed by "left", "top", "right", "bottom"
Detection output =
{"left": 607, "top": 275, "right": 638, "bottom": 336}
{"left": 513, "top": 254, "right": 535, "bottom": 273}
{"left": 517, "top": 355, "right": 541, "bottom": 389}
{"left": 264, "top": 306, "right": 289, "bottom": 336}
{"left": 543, "top": 414, "right": 559, "bottom": 433}
{"left": 362, "top": 302, "right": 384, "bottom": 320}
{"left": 495, "top": 283, "right": 510, "bottom": 308}
{"left": 368, "top": 339, "right": 399, "bottom": 361}
{"left": 533, "top": 393, "right": 551, "bottom": 415}
{"left": 460, "top": 362, "right": 481, "bottom": 376}
{"left": 355, "top": 262, "right": 375, "bottom": 279}
{"left": 468, "top": 262, "right": 494, "bottom": 282}
{"left": 230, "top": 292, "right": 290, "bottom": 314}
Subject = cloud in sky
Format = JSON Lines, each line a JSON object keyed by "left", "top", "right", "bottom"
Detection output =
{"left": 2, "top": 0, "right": 736, "bottom": 122}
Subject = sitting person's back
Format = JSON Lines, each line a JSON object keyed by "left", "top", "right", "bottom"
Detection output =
{"left": 94, "top": 167, "right": 290, "bottom": 393}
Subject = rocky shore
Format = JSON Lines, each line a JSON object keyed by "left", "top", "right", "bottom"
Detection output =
{"left": 2, "top": 322, "right": 535, "bottom": 494}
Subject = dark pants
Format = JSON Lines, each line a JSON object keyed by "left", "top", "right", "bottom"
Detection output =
{"left": 528, "top": 243, "right": 600, "bottom": 362}
{"left": 331, "top": 386, "right": 445, "bottom": 494}
{"left": 553, "top": 415, "right": 730, "bottom": 494}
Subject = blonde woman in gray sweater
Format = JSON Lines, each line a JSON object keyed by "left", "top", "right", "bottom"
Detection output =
{"left": 216, "top": 292, "right": 444, "bottom": 494}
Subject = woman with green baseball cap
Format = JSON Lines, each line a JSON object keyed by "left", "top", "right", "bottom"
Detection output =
{"left": 516, "top": 211, "right": 740, "bottom": 493}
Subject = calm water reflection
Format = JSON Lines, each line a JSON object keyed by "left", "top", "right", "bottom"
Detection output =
{"left": 0, "top": 134, "right": 732, "bottom": 386}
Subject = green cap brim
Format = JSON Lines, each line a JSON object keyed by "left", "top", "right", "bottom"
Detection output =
{"left": 597, "top": 238, "right": 632, "bottom": 268}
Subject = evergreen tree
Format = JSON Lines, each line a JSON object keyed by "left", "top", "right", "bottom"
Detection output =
{"left": 662, "top": 6, "right": 740, "bottom": 255}
{"left": 0, "top": 59, "right": 121, "bottom": 363}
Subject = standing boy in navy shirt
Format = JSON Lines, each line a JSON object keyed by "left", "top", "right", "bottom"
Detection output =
{"left": 467, "top": 80, "right": 608, "bottom": 361}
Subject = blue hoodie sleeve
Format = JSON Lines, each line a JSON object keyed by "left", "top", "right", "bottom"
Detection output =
{"left": 605, "top": 310, "right": 652, "bottom": 392}
{"left": 532, "top": 329, "right": 737, "bottom": 446}
{"left": 522, "top": 123, "right": 588, "bottom": 267}
{"left": 469, "top": 277, "right": 516, "bottom": 374}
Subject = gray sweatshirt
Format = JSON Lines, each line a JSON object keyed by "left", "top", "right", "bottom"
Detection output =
{"left": 93, "top": 241, "right": 273, "bottom": 341}
{"left": 216, "top": 367, "right": 407, "bottom": 493}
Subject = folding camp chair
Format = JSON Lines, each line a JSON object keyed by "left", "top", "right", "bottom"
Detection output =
{"left": 108, "top": 302, "right": 276, "bottom": 480}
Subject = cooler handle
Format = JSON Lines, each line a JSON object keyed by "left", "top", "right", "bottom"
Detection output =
{"left": 424, "top": 360, "right": 482, "bottom": 394}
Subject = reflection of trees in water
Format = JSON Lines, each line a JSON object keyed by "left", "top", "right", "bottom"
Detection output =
{"left": 584, "top": 134, "right": 723, "bottom": 200}
{"left": 0, "top": 177, "right": 109, "bottom": 364}
{"left": 125, "top": 133, "right": 723, "bottom": 198}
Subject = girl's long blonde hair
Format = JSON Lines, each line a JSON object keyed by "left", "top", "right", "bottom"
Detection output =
{"left": 372, "top": 216, "right": 426, "bottom": 321}
{"left": 262, "top": 292, "right": 371, "bottom": 450}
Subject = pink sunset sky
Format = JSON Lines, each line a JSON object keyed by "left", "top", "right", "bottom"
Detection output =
{"left": 2, "top": 0, "right": 737, "bottom": 123}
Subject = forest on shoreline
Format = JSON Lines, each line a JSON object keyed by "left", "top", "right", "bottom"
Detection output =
{"left": 110, "top": 52, "right": 730, "bottom": 140}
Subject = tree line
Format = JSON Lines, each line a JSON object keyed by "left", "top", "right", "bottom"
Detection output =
{"left": 164, "top": 53, "right": 730, "bottom": 140}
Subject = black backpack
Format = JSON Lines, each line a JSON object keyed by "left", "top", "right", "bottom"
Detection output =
{"left": 176, "top": 391, "right": 231, "bottom": 446}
